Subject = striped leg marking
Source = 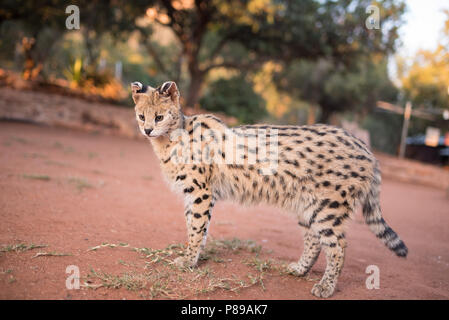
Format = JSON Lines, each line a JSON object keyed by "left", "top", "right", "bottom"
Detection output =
{"left": 174, "top": 188, "right": 212, "bottom": 268}
{"left": 288, "top": 229, "right": 321, "bottom": 276}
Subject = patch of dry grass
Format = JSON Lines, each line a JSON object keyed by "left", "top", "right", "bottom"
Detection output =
{"left": 23, "top": 174, "right": 51, "bottom": 181}
{"left": 31, "top": 252, "right": 72, "bottom": 258}
{"left": 81, "top": 237, "right": 302, "bottom": 299}
{"left": 0, "top": 243, "right": 48, "bottom": 253}
{"left": 68, "top": 177, "right": 94, "bottom": 192}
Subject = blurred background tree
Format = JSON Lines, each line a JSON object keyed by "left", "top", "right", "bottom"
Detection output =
{"left": 275, "top": 57, "right": 398, "bottom": 123}
{"left": 1, "top": 0, "right": 448, "bottom": 157}
{"left": 139, "top": 0, "right": 405, "bottom": 110}
{"left": 0, "top": 0, "right": 405, "bottom": 103}
{"left": 399, "top": 10, "right": 449, "bottom": 111}
{"left": 396, "top": 9, "right": 449, "bottom": 136}
{"left": 200, "top": 75, "right": 266, "bottom": 123}
{"left": 0, "top": 0, "right": 67, "bottom": 79}
{"left": 0, "top": 0, "right": 148, "bottom": 82}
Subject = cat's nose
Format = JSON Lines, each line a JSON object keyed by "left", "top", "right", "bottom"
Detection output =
{"left": 144, "top": 128, "right": 153, "bottom": 136}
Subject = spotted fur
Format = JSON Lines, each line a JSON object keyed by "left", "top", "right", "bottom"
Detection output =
{"left": 131, "top": 81, "right": 408, "bottom": 298}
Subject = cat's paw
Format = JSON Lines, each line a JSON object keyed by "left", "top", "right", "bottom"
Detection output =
{"left": 173, "top": 256, "right": 196, "bottom": 268}
{"left": 311, "top": 281, "right": 335, "bottom": 298}
{"left": 287, "top": 262, "right": 309, "bottom": 277}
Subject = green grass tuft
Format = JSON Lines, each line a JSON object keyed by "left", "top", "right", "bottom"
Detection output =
{"left": 0, "top": 243, "right": 48, "bottom": 253}
{"left": 23, "top": 174, "right": 51, "bottom": 181}
{"left": 68, "top": 177, "right": 94, "bottom": 192}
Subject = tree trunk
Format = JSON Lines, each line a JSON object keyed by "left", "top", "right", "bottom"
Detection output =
{"left": 307, "top": 104, "right": 317, "bottom": 125}
{"left": 21, "top": 36, "right": 41, "bottom": 80}
{"left": 185, "top": 70, "right": 204, "bottom": 110}
{"left": 319, "top": 107, "right": 333, "bottom": 124}
{"left": 84, "top": 36, "right": 98, "bottom": 68}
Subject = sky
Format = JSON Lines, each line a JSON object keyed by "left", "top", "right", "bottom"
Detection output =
{"left": 397, "top": 0, "right": 448, "bottom": 56}
{"left": 388, "top": 0, "right": 448, "bottom": 82}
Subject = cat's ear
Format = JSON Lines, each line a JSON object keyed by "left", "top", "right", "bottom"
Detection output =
{"left": 157, "top": 81, "right": 180, "bottom": 103}
{"left": 131, "top": 81, "right": 149, "bottom": 104}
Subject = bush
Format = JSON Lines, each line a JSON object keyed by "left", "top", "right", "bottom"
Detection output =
{"left": 200, "top": 76, "right": 266, "bottom": 124}
{"left": 362, "top": 112, "right": 403, "bottom": 155}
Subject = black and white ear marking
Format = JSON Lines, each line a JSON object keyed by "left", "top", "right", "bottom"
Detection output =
{"left": 131, "top": 81, "right": 148, "bottom": 93}
{"left": 158, "top": 81, "right": 175, "bottom": 95}
{"left": 161, "top": 81, "right": 172, "bottom": 93}
{"left": 157, "top": 81, "right": 180, "bottom": 103}
{"left": 131, "top": 81, "right": 142, "bottom": 91}
{"left": 131, "top": 81, "right": 150, "bottom": 104}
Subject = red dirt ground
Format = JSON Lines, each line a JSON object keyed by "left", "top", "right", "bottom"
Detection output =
{"left": 0, "top": 121, "right": 448, "bottom": 300}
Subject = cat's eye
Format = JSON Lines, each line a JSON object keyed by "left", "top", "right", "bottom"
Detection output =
{"left": 155, "top": 115, "right": 164, "bottom": 122}
{"left": 139, "top": 114, "right": 145, "bottom": 121}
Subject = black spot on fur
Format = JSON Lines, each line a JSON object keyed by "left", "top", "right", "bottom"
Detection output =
{"left": 329, "top": 201, "right": 340, "bottom": 208}
{"left": 319, "top": 214, "right": 336, "bottom": 222}
{"left": 193, "top": 179, "right": 202, "bottom": 189}
{"left": 320, "top": 228, "right": 334, "bottom": 237}
{"left": 284, "top": 170, "right": 297, "bottom": 179}
{"left": 309, "top": 198, "right": 331, "bottom": 225}
{"left": 184, "top": 187, "right": 194, "bottom": 193}
{"left": 333, "top": 213, "right": 349, "bottom": 226}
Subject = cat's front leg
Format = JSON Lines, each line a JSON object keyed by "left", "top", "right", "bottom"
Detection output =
{"left": 174, "top": 188, "right": 213, "bottom": 268}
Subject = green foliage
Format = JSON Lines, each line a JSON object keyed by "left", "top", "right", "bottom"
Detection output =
{"left": 0, "top": 0, "right": 68, "bottom": 77}
{"left": 0, "top": 0, "right": 67, "bottom": 32}
{"left": 63, "top": 58, "right": 83, "bottom": 85}
{"left": 0, "top": 0, "right": 408, "bottom": 120}
{"left": 395, "top": 11, "right": 449, "bottom": 135}
{"left": 142, "top": 0, "right": 406, "bottom": 107}
{"left": 362, "top": 112, "right": 402, "bottom": 155}
{"left": 0, "top": 0, "right": 150, "bottom": 78}
{"left": 276, "top": 57, "right": 398, "bottom": 122}
{"left": 227, "top": 0, "right": 406, "bottom": 63}
{"left": 200, "top": 76, "right": 266, "bottom": 124}
{"left": 361, "top": 107, "right": 441, "bottom": 155}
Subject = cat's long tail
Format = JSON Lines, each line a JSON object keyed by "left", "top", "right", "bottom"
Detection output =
{"left": 362, "top": 161, "right": 408, "bottom": 257}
